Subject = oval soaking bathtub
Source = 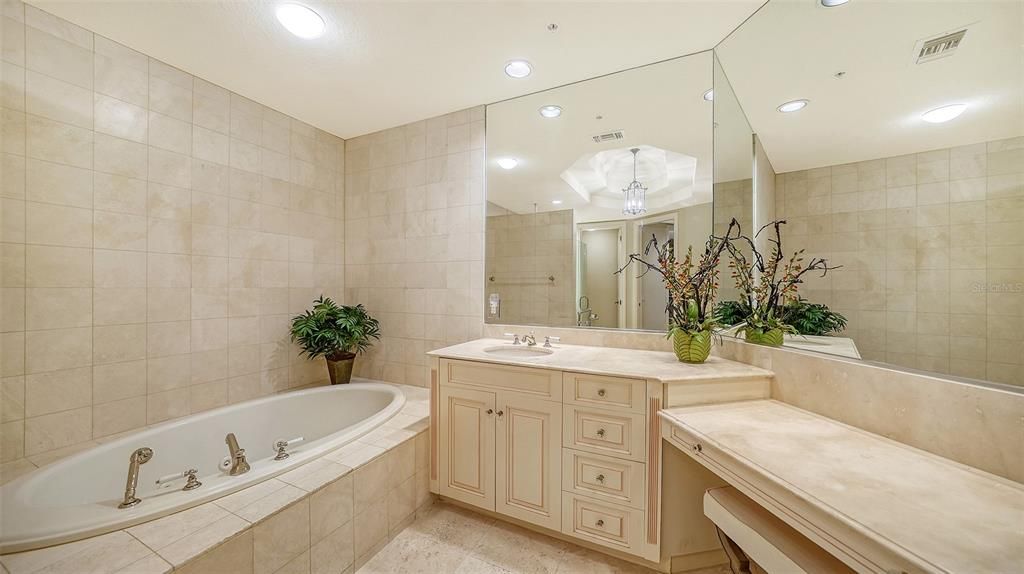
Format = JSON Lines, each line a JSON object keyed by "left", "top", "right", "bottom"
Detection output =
{"left": 1, "top": 382, "right": 404, "bottom": 553}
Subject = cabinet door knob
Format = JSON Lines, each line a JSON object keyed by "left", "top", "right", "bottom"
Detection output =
{"left": 595, "top": 519, "right": 604, "bottom": 527}
{"left": 486, "top": 409, "right": 494, "bottom": 415}
{"left": 596, "top": 428, "right": 606, "bottom": 438}
{"left": 597, "top": 389, "right": 606, "bottom": 397}
{"left": 497, "top": 410, "right": 504, "bottom": 417}
{"left": 595, "top": 474, "right": 605, "bottom": 483}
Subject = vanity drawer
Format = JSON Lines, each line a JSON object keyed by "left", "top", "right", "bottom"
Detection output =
{"left": 562, "top": 449, "right": 645, "bottom": 509}
{"left": 563, "top": 405, "right": 646, "bottom": 462}
{"left": 441, "top": 359, "right": 561, "bottom": 399}
{"left": 563, "top": 372, "right": 645, "bottom": 413}
{"left": 561, "top": 492, "right": 644, "bottom": 555}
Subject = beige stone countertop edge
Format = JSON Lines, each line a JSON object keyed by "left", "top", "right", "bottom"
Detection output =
{"left": 427, "top": 339, "right": 774, "bottom": 384}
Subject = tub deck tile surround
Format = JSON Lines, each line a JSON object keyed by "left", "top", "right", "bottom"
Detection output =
{"left": 0, "top": 383, "right": 431, "bottom": 574}
{"left": 660, "top": 400, "right": 1024, "bottom": 573}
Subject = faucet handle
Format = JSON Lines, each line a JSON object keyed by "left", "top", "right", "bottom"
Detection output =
{"left": 273, "top": 436, "right": 305, "bottom": 461}
{"left": 504, "top": 333, "right": 521, "bottom": 345}
{"left": 156, "top": 468, "right": 203, "bottom": 491}
{"left": 543, "top": 336, "right": 560, "bottom": 348}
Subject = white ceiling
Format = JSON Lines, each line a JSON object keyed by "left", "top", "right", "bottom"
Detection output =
{"left": 486, "top": 52, "right": 714, "bottom": 220}
{"left": 716, "top": 0, "right": 1024, "bottom": 173}
{"left": 31, "top": 0, "right": 763, "bottom": 139}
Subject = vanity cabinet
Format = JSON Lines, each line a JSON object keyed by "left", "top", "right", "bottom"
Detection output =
{"left": 434, "top": 358, "right": 659, "bottom": 561}
{"left": 437, "top": 361, "right": 563, "bottom": 531}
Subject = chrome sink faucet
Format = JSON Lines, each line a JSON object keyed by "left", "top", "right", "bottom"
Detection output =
{"left": 523, "top": 332, "right": 537, "bottom": 346}
{"left": 118, "top": 447, "right": 154, "bottom": 509}
{"left": 225, "top": 433, "right": 251, "bottom": 476}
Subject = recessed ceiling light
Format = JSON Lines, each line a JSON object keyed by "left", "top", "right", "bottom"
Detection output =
{"left": 777, "top": 99, "right": 809, "bottom": 113}
{"left": 551, "top": 200, "right": 562, "bottom": 205}
{"left": 497, "top": 158, "right": 519, "bottom": 170}
{"left": 539, "top": 105, "right": 562, "bottom": 118}
{"left": 275, "top": 3, "right": 325, "bottom": 39}
{"left": 504, "top": 60, "right": 532, "bottom": 79}
{"left": 821, "top": 0, "right": 849, "bottom": 6}
{"left": 922, "top": 103, "right": 967, "bottom": 123}
{"left": 703, "top": 89, "right": 714, "bottom": 101}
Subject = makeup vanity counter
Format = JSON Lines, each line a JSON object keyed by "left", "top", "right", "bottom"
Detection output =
{"left": 661, "top": 400, "right": 1024, "bottom": 573}
{"left": 426, "top": 339, "right": 774, "bottom": 572}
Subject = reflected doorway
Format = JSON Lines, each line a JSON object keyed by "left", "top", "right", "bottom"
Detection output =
{"left": 577, "top": 223, "right": 625, "bottom": 328}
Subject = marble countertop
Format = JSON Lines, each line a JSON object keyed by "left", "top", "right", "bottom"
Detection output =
{"left": 660, "top": 400, "right": 1024, "bottom": 573}
{"left": 428, "top": 338, "right": 773, "bottom": 384}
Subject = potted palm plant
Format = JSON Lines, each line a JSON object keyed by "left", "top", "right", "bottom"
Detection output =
{"left": 723, "top": 220, "right": 838, "bottom": 346}
{"left": 290, "top": 296, "right": 381, "bottom": 384}
{"left": 618, "top": 222, "right": 736, "bottom": 363}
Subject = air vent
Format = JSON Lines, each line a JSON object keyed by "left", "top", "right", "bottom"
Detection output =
{"left": 592, "top": 130, "right": 625, "bottom": 143}
{"left": 915, "top": 29, "right": 966, "bottom": 64}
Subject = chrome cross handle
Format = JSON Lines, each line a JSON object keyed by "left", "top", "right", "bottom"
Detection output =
{"left": 503, "top": 333, "right": 521, "bottom": 345}
{"left": 273, "top": 436, "right": 305, "bottom": 461}
{"left": 543, "top": 336, "right": 560, "bottom": 348}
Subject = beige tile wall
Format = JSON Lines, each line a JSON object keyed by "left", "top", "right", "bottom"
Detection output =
{"left": 343, "top": 107, "right": 485, "bottom": 386}
{"left": 775, "top": 137, "right": 1024, "bottom": 386}
{"left": 485, "top": 208, "right": 575, "bottom": 327}
{"left": 712, "top": 178, "right": 752, "bottom": 302}
{"left": 0, "top": 2, "right": 345, "bottom": 470}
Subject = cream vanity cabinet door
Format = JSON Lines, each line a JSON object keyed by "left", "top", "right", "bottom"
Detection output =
{"left": 439, "top": 385, "right": 496, "bottom": 511}
{"left": 494, "top": 391, "right": 562, "bottom": 531}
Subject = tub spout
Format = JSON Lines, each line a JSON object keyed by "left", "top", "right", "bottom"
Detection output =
{"left": 225, "top": 433, "right": 250, "bottom": 476}
{"left": 118, "top": 447, "right": 154, "bottom": 509}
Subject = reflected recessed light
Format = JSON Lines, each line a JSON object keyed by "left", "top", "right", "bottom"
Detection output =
{"left": 922, "top": 103, "right": 967, "bottom": 123}
{"left": 821, "top": 0, "right": 849, "bottom": 6}
{"left": 275, "top": 3, "right": 325, "bottom": 39}
{"left": 504, "top": 60, "right": 532, "bottom": 78}
{"left": 539, "top": 105, "right": 562, "bottom": 118}
{"left": 703, "top": 89, "right": 714, "bottom": 101}
{"left": 497, "top": 158, "right": 519, "bottom": 169}
{"left": 551, "top": 200, "right": 562, "bottom": 205}
{"left": 777, "top": 99, "right": 809, "bottom": 113}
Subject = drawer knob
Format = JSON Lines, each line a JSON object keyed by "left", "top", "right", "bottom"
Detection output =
{"left": 486, "top": 409, "right": 494, "bottom": 415}
{"left": 596, "top": 519, "right": 605, "bottom": 527}
{"left": 596, "top": 428, "right": 606, "bottom": 438}
{"left": 497, "top": 410, "right": 504, "bottom": 417}
{"left": 693, "top": 443, "right": 703, "bottom": 453}
{"left": 595, "top": 474, "right": 605, "bottom": 483}
{"left": 597, "top": 388, "right": 606, "bottom": 397}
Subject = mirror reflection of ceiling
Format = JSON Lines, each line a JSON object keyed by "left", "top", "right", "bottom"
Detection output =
{"left": 560, "top": 145, "right": 697, "bottom": 212}
{"left": 486, "top": 52, "right": 713, "bottom": 222}
{"left": 716, "top": 0, "right": 1023, "bottom": 173}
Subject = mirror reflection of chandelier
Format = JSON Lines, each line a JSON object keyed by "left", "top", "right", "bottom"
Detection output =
{"left": 622, "top": 148, "right": 647, "bottom": 215}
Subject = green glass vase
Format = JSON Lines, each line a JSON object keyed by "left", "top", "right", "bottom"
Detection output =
{"left": 672, "top": 329, "right": 712, "bottom": 363}
{"left": 743, "top": 327, "right": 784, "bottom": 347}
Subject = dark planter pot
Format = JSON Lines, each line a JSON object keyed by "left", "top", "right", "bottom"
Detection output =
{"left": 325, "top": 353, "right": 356, "bottom": 384}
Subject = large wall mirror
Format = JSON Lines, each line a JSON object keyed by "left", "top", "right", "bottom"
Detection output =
{"left": 485, "top": 52, "right": 714, "bottom": 331}
{"left": 714, "top": 0, "right": 1023, "bottom": 388}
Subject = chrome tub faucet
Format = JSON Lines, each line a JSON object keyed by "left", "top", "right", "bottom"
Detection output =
{"left": 118, "top": 447, "right": 154, "bottom": 509}
{"left": 225, "top": 433, "right": 251, "bottom": 476}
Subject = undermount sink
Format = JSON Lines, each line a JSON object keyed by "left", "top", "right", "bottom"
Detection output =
{"left": 482, "top": 345, "right": 554, "bottom": 358}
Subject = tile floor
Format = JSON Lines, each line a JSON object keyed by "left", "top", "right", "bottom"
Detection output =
{"left": 356, "top": 502, "right": 732, "bottom": 574}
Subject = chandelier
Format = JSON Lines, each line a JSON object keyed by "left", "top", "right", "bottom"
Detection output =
{"left": 622, "top": 148, "right": 647, "bottom": 215}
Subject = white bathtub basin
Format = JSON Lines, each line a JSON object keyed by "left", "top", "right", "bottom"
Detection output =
{"left": 0, "top": 382, "right": 404, "bottom": 553}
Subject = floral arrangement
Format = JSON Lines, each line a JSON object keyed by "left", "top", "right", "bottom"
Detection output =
{"left": 618, "top": 220, "right": 740, "bottom": 362}
{"left": 723, "top": 220, "right": 839, "bottom": 345}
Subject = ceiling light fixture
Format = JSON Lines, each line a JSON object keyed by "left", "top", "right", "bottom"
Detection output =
{"left": 497, "top": 157, "right": 519, "bottom": 170}
{"left": 922, "top": 103, "right": 967, "bottom": 123}
{"left": 539, "top": 105, "right": 562, "bottom": 118}
{"left": 821, "top": 0, "right": 849, "bottom": 6}
{"left": 275, "top": 3, "right": 326, "bottom": 39}
{"left": 551, "top": 200, "right": 562, "bottom": 205}
{"left": 703, "top": 89, "right": 714, "bottom": 101}
{"left": 504, "top": 60, "right": 532, "bottom": 78}
{"left": 622, "top": 148, "right": 647, "bottom": 216}
{"left": 777, "top": 99, "right": 809, "bottom": 113}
